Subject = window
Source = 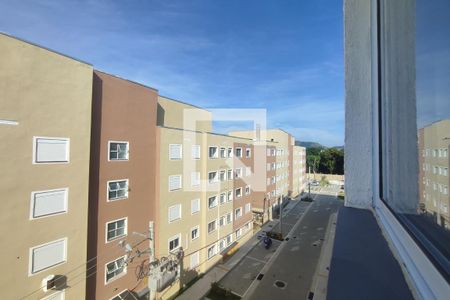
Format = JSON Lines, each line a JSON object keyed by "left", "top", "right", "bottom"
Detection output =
{"left": 220, "top": 147, "right": 226, "bottom": 158}
{"left": 219, "top": 170, "right": 226, "bottom": 181}
{"left": 169, "top": 144, "right": 182, "bottom": 160}
{"left": 168, "top": 234, "right": 181, "bottom": 252}
{"left": 227, "top": 169, "right": 233, "bottom": 180}
{"left": 30, "top": 188, "right": 68, "bottom": 219}
{"left": 190, "top": 251, "right": 200, "bottom": 269}
{"left": 169, "top": 175, "right": 182, "bottom": 191}
{"left": 219, "top": 216, "right": 226, "bottom": 227}
{"left": 108, "top": 180, "right": 128, "bottom": 201}
{"left": 191, "top": 198, "right": 200, "bottom": 214}
{"left": 191, "top": 172, "right": 200, "bottom": 186}
{"left": 29, "top": 238, "right": 67, "bottom": 274}
{"left": 110, "top": 290, "right": 129, "bottom": 300}
{"left": 235, "top": 147, "right": 242, "bottom": 157}
{"left": 235, "top": 207, "right": 242, "bottom": 219}
{"left": 226, "top": 234, "right": 233, "bottom": 245}
{"left": 219, "top": 239, "right": 226, "bottom": 251}
{"left": 209, "top": 146, "right": 218, "bottom": 158}
{"left": 168, "top": 204, "right": 181, "bottom": 222}
{"left": 191, "top": 226, "right": 199, "bottom": 240}
{"left": 106, "top": 218, "right": 127, "bottom": 242}
{"left": 245, "top": 166, "right": 251, "bottom": 177}
{"left": 208, "top": 196, "right": 218, "bottom": 209}
{"left": 245, "top": 203, "right": 251, "bottom": 214}
{"left": 207, "top": 244, "right": 216, "bottom": 259}
{"left": 192, "top": 145, "right": 201, "bottom": 159}
{"left": 220, "top": 193, "right": 226, "bottom": 205}
{"left": 245, "top": 185, "right": 251, "bottom": 195}
{"left": 34, "top": 137, "right": 69, "bottom": 163}
{"left": 105, "top": 256, "right": 126, "bottom": 283}
{"left": 208, "top": 171, "right": 218, "bottom": 184}
{"left": 42, "top": 291, "right": 65, "bottom": 300}
{"left": 235, "top": 168, "right": 242, "bottom": 178}
{"left": 235, "top": 228, "right": 242, "bottom": 239}
{"left": 208, "top": 220, "right": 217, "bottom": 234}
{"left": 246, "top": 148, "right": 251, "bottom": 158}
{"left": 227, "top": 147, "right": 233, "bottom": 158}
{"left": 227, "top": 191, "right": 233, "bottom": 202}
{"left": 235, "top": 188, "right": 242, "bottom": 198}
{"left": 109, "top": 141, "right": 128, "bottom": 161}
{"left": 226, "top": 212, "right": 233, "bottom": 224}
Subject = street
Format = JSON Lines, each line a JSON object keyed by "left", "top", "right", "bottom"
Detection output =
{"left": 217, "top": 185, "right": 343, "bottom": 299}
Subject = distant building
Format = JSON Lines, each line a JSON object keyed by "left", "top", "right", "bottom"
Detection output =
{"left": 418, "top": 120, "right": 450, "bottom": 229}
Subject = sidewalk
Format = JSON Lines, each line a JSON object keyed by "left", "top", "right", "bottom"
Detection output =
{"left": 176, "top": 197, "right": 304, "bottom": 300}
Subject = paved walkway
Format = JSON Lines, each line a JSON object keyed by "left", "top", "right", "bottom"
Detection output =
{"left": 175, "top": 195, "right": 309, "bottom": 300}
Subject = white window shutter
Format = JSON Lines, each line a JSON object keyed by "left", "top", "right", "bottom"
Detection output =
{"left": 169, "top": 175, "right": 182, "bottom": 191}
{"left": 35, "top": 138, "right": 69, "bottom": 162}
{"left": 169, "top": 144, "right": 182, "bottom": 159}
{"left": 32, "top": 189, "right": 67, "bottom": 218}
{"left": 31, "top": 239, "right": 66, "bottom": 273}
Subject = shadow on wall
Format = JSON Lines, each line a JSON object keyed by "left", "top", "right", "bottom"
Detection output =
{"left": 157, "top": 103, "right": 165, "bottom": 127}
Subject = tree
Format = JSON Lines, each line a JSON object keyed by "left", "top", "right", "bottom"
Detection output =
{"left": 306, "top": 147, "right": 344, "bottom": 175}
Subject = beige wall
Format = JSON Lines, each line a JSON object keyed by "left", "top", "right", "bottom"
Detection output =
{"left": 0, "top": 34, "right": 93, "bottom": 299}
{"left": 157, "top": 96, "right": 212, "bottom": 132}
{"left": 292, "top": 146, "right": 307, "bottom": 196}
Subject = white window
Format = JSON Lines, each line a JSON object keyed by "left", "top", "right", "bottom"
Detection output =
{"left": 235, "top": 207, "right": 242, "bottom": 219}
{"left": 227, "top": 169, "right": 233, "bottom": 180}
{"left": 220, "top": 193, "right": 226, "bottom": 205}
{"left": 108, "top": 180, "right": 128, "bottom": 201}
{"left": 190, "top": 251, "right": 200, "bottom": 269}
{"left": 109, "top": 141, "right": 128, "bottom": 161}
{"left": 192, "top": 145, "right": 201, "bottom": 159}
{"left": 191, "top": 198, "right": 200, "bottom": 214}
{"left": 105, "top": 256, "right": 126, "bottom": 283}
{"left": 227, "top": 147, "right": 233, "bottom": 158}
{"left": 168, "top": 204, "right": 181, "bottom": 222}
{"left": 443, "top": 168, "right": 448, "bottom": 176}
{"left": 433, "top": 149, "right": 438, "bottom": 157}
{"left": 220, "top": 147, "right": 226, "bottom": 158}
{"left": 219, "top": 215, "right": 226, "bottom": 227}
{"left": 168, "top": 234, "right": 181, "bottom": 252}
{"left": 42, "top": 291, "right": 65, "bottom": 300}
{"left": 209, "top": 146, "right": 218, "bottom": 158}
{"left": 245, "top": 203, "right": 251, "bottom": 214}
{"left": 219, "top": 170, "right": 226, "bottom": 181}
{"left": 245, "top": 166, "right": 251, "bottom": 177}
{"left": 245, "top": 185, "right": 251, "bottom": 195}
{"left": 226, "top": 212, "right": 233, "bottom": 224}
{"left": 208, "top": 220, "right": 217, "bottom": 233}
{"left": 30, "top": 238, "right": 67, "bottom": 274}
{"left": 227, "top": 191, "right": 233, "bottom": 202}
{"left": 246, "top": 148, "right": 251, "bottom": 158}
{"left": 235, "top": 147, "right": 242, "bottom": 157}
{"left": 226, "top": 234, "right": 233, "bottom": 245}
{"left": 106, "top": 218, "right": 127, "bottom": 242}
{"left": 169, "top": 175, "right": 182, "bottom": 191}
{"left": 235, "top": 188, "right": 242, "bottom": 198}
{"left": 443, "top": 149, "right": 448, "bottom": 158}
{"left": 191, "top": 172, "right": 200, "bottom": 187}
{"left": 34, "top": 137, "right": 69, "bottom": 163}
{"left": 444, "top": 186, "right": 448, "bottom": 195}
{"left": 208, "top": 171, "right": 218, "bottom": 184}
{"left": 191, "top": 226, "right": 200, "bottom": 240}
{"left": 235, "top": 168, "right": 242, "bottom": 178}
{"left": 30, "top": 188, "right": 68, "bottom": 219}
{"left": 207, "top": 244, "right": 217, "bottom": 259}
{"left": 208, "top": 196, "right": 218, "bottom": 209}
{"left": 169, "top": 144, "right": 182, "bottom": 160}
{"left": 235, "top": 228, "right": 242, "bottom": 239}
{"left": 110, "top": 290, "right": 129, "bottom": 300}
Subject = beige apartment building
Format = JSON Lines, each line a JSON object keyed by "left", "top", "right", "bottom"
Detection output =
{"left": 418, "top": 120, "right": 450, "bottom": 229}
{"left": 292, "top": 145, "right": 307, "bottom": 196}
{"left": 0, "top": 33, "right": 93, "bottom": 299}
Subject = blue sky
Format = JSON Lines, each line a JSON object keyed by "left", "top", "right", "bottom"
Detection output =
{"left": 0, "top": 0, "right": 344, "bottom": 146}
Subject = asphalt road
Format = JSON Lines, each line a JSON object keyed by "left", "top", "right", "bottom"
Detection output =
{"left": 245, "top": 186, "right": 343, "bottom": 300}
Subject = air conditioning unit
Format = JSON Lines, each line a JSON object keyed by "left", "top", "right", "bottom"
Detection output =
{"left": 41, "top": 274, "right": 56, "bottom": 292}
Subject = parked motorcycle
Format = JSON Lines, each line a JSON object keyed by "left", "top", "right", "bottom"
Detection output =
{"left": 263, "top": 235, "right": 272, "bottom": 249}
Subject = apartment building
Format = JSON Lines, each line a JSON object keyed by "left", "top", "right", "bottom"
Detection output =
{"left": 232, "top": 140, "right": 254, "bottom": 243}
{"left": 418, "top": 120, "right": 450, "bottom": 229}
{"left": 86, "top": 71, "right": 159, "bottom": 299}
{"left": 0, "top": 33, "right": 93, "bottom": 300}
{"left": 292, "top": 145, "right": 307, "bottom": 196}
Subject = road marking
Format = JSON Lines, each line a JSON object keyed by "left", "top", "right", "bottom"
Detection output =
{"left": 246, "top": 255, "right": 269, "bottom": 264}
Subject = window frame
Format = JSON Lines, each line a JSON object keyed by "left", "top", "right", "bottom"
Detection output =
{"left": 191, "top": 198, "right": 200, "bottom": 215}
{"left": 30, "top": 188, "right": 69, "bottom": 220}
{"left": 168, "top": 234, "right": 181, "bottom": 252}
{"left": 207, "top": 220, "right": 217, "bottom": 234}
{"left": 105, "top": 217, "right": 128, "bottom": 243}
{"left": 191, "top": 225, "right": 200, "bottom": 241}
{"left": 168, "top": 204, "right": 182, "bottom": 223}
{"left": 107, "top": 179, "right": 129, "bottom": 202}
{"left": 208, "top": 146, "right": 219, "bottom": 159}
{"left": 168, "top": 174, "right": 182, "bottom": 191}
{"left": 105, "top": 255, "right": 127, "bottom": 284}
{"left": 28, "top": 237, "right": 67, "bottom": 275}
{"left": 33, "top": 136, "right": 70, "bottom": 164}
{"left": 169, "top": 144, "right": 183, "bottom": 160}
{"left": 192, "top": 145, "right": 201, "bottom": 160}
{"left": 108, "top": 141, "right": 129, "bottom": 161}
